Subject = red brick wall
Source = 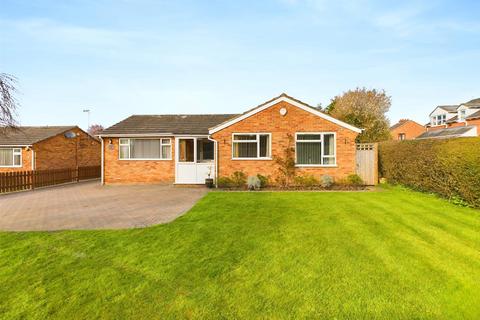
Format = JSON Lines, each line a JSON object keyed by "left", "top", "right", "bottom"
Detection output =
{"left": 211, "top": 100, "right": 358, "bottom": 182}
{"left": 0, "top": 147, "right": 33, "bottom": 172}
{"left": 390, "top": 120, "right": 426, "bottom": 140}
{"left": 103, "top": 137, "right": 175, "bottom": 184}
{"left": 34, "top": 127, "right": 101, "bottom": 170}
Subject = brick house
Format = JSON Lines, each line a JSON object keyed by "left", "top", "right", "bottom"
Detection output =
{"left": 389, "top": 119, "right": 425, "bottom": 140}
{"left": 418, "top": 98, "right": 480, "bottom": 139}
{"left": 99, "top": 94, "right": 362, "bottom": 185}
{"left": 0, "top": 126, "right": 101, "bottom": 172}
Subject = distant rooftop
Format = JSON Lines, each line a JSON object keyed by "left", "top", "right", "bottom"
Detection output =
{"left": 0, "top": 126, "right": 77, "bottom": 146}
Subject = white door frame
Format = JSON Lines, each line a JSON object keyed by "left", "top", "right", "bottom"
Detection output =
{"left": 175, "top": 135, "right": 215, "bottom": 184}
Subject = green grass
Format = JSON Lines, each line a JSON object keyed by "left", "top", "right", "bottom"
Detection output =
{"left": 1, "top": 187, "right": 480, "bottom": 319}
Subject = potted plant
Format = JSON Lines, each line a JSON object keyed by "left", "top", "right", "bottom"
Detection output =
{"left": 205, "top": 166, "right": 214, "bottom": 188}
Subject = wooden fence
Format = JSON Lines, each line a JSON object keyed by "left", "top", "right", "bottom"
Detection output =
{"left": 0, "top": 166, "right": 101, "bottom": 194}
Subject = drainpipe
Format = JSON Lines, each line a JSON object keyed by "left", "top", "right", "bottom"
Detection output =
{"left": 100, "top": 136, "right": 104, "bottom": 185}
{"left": 207, "top": 135, "right": 218, "bottom": 188}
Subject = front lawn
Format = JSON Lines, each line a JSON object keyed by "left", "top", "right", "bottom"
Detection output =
{"left": 1, "top": 187, "right": 479, "bottom": 319}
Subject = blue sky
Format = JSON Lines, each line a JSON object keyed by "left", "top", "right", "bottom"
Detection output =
{"left": 1, "top": 0, "right": 479, "bottom": 130}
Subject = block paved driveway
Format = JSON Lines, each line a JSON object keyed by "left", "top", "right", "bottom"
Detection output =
{"left": 0, "top": 181, "right": 208, "bottom": 231}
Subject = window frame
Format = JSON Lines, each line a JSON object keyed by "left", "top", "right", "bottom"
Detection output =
{"left": 0, "top": 147, "right": 22, "bottom": 168}
{"left": 432, "top": 114, "right": 447, "bottom": 126}
{"left": 458, "top": 109, "right": 467, "bottom": 122}
{"left": 295, "top": 132, "right": 337, "bottom": 167}
{"left": 231, "top": 133, "right": 272, "bottom": 160}
{"left": 118, "top": 138, "right": 172, "bottom": 161}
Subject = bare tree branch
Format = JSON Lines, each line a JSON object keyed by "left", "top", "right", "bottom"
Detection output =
{"left": 0, "top": 73, "right": 19, "bottom": 130}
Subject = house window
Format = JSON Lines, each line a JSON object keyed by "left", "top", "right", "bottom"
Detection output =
{"left": 295, "top": 133, "right": 336, "bottom": 166}
{"left": 197, "top": 138, "right": 214, "bottom": 162}
{"left": 398, "top": 133, "right": 406, "bottom": 141}
{"left": 119, "top": 138, "right": 171, "bottom": 160}
{"left": 432, "top": 114, "right": 446, "bottom": 126}
{"left": 459, "top": 109, "right": 466, "bottom": 121}
{"left": 0, "top": 148, "right": 22, "bottom": 167}
{"left": 232, "top": 133, "right": 271, "bottom": 159}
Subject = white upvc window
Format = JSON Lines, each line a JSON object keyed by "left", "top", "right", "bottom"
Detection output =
{"left": 232, "top": 133, "right": 271, "bottom": 159}
{"left": 0, "top": 148, "right": 22, "bottom": 167}
{"left": 295, "top": 133, "right": 336, "bottom": 166}
{"left": 432, "top": 114, "right": 446, "bottom": 126}
{"left": 459, "top": 109, "right": 467, "bottom": 121}
{"left": 119, "top": 138, "right": 172, "bottom": 160}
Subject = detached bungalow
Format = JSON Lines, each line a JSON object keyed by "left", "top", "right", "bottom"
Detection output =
{"left": 99, "top": 94, "right": 362, "bottom": 185}
{"left": 0, "top": 126, "right": 100, "bottom": 172}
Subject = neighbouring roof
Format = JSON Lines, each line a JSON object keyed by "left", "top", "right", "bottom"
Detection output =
{"left": 100, "top": 114, "right": 239, "bottom": 136}
{"left": 464, "top": 98, "right": 480, "bottom": 106}
{"left": 389, "top": 119, "right": 423, "bottom": 131}
{"left": 209, "top": 93, "right": 362, "bottom": 134}
{"left": 416, "top": 126, "right": 476, "bottom": 140}
{"left": 467, "top": 109, "right": 480, "bottom": 120}
{"left": 0, "top": 126, "right": 77, "bottom": 146}
{"left": 438, "top": 105, "right": 459, "bottom": 113}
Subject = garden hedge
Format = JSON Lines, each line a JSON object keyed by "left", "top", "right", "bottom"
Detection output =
{"left": 378, "top": 137, "right": 480, "bottom": 208}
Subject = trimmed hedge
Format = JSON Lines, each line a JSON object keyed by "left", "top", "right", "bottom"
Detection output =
{"left": 379, "top": 137, "right": 480, "bottom": 208}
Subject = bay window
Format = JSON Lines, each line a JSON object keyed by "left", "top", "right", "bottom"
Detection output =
{"left": 119, "top": 138, "right": 171, "bottom": 160}
{"left": 295, "top": 133, "right": 336, "bottom": 166}
{"left": 232, "top": 133, "right": 271, "bottom": 159}
{"left": 0, "top": 148, "right": 22, "bottom": 167}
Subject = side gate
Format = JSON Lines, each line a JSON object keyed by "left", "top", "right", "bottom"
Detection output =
{"left": 355, "top": 143, "right": 378, "bottom": 185}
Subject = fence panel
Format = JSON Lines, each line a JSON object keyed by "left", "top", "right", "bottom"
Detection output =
{"left": 0, "top": 166, "right": 100, "bottom": 194}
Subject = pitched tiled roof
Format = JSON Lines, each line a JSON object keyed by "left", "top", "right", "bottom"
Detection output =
{"left": 464, "top": 98, "right": 480, "bottom": 106}
{"left": 100, "top": 114, "right": 239, "bottom": 136}
{"left": 467, "top": 110, "right": 480, "bottom": 120}
{"left": 0, "top": 126, "right": 77, "bottom": 146}
{"left": 389, "top": 119, "right": 423, "bottom": 131}
{"left": 438, "top": 105, "right": 459, "bottom": 112}
{"left": 416, "top": 126, "right": 476, "bottom": 140}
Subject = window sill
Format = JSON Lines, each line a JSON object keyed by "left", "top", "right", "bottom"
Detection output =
{"left": 231, "top": 158, "right": 272, "bottom": 161}
{"left": 0, "top": 166, "right": 22, "bottom": 168}
{"left": 295, "top": 164, "right": 338, "bottom": 168}
{"left": 118, "top": 158, "right": 172, "bottom": 161}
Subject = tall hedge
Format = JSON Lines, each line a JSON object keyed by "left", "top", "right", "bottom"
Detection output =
{"left": 378, "top": 137, "right": 480, "bottom": 207}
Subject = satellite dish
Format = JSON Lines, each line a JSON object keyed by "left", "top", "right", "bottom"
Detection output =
{"left": 64, "top": 131, "right": 76, "bottom": 139}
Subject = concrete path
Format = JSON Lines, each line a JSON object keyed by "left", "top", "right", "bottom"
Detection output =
{"left": 0, "top": 181, "right": 208, "bottom": 231}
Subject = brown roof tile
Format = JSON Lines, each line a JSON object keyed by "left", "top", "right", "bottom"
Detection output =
{"left": 0, "top": 126, "right": 77, "bottom": 146}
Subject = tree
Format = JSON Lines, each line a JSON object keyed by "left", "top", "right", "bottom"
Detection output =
{"left": 0, "top": 73, "right": 19, "bottom": 129}
{"left": 88, "top": 124, "right": 104, "bottom": 136}
{"left": 326, "top": 88, "right": 391, "bottom": 142}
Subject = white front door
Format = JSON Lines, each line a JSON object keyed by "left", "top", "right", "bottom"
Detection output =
{"left": 175, "top": 137, "right": 215, "bottom": 184}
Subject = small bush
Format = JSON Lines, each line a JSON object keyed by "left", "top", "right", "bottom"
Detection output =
{"left": 294, "top": 174, "right": 319, "bottom": 187}
{"left": 247, "top": 176, "right": 261, "bottom": 190}
{"left": 217, "top": 176, "right": 234, "bottom": 188}
{"left": 231, "top": 171, "right": 247, "bottom": 187}
{"left": 346, "top": 174, "right": 363, "bottom": 186}
{"left": 320, "top": 175, "right": 334, "bottom": 188}
{"left": 256, "top": 174, "right": 269, "bottom": 188}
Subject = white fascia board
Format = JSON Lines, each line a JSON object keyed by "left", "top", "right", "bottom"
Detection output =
{"left": 209, "top": 96, "right": 362, "bottom": 134}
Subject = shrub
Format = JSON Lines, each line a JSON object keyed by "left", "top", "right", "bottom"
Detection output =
{"left": 247, "top": 176, "right": 261, "bottom": 190}
{"left": 256, "top": 174, "right": 269, "bottom": 188}
{"left": 346, "top": 174, "right": 363, "bottom": 186}
{"left": 320, "top": 175, "right": 334, "bottom": 188}
{"left": 231, "top": 171, "right": 247, "bottom": 188}
{"left": 294, "top": 174, "right": 319, "bottom": 187}
{"left": 274, "top": 134, "right": 296, "bottom": 187}
{"left": 378, "top": 137, "right": 480, "bottom": 208}
{"left": 217, "top": 176, "right": 234, "bottom": 188}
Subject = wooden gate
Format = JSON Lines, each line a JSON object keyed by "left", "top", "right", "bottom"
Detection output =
{"left": 355, "top": 143, "right": 378, "bottom": 185}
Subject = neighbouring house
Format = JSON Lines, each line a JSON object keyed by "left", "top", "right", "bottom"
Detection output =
{"left": 418, "top": 98, "right": 480, "bottom": 139}
{"left": 0, "top": 126, "right": 101, "bottom": 172}
{"left": 99, "top": 93, "right": 362, "bottom": 185}
{"left": 389, "top": 119, "right": 425, "bottom": 140}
